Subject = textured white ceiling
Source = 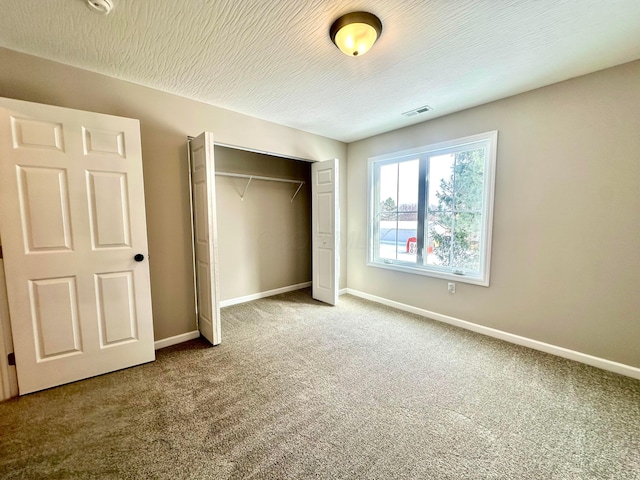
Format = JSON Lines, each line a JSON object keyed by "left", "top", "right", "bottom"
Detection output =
{"left": 1, "top": 0, "right": 639, "bottom": 143}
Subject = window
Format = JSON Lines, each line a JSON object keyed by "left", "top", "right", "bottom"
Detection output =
{"left": 368, "top": 131, "right": 497, "bottom": 286}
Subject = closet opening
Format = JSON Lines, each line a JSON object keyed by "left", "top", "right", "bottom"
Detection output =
{"left": 213, "top": 145, "right": 313, "bottom": 307}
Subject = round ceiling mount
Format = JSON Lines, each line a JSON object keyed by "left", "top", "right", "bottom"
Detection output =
{"left": 330, "top": 11, "right": 382, "bottom": 57}
{"left": 86, "top": 0, "right": 114, "bottom": 15}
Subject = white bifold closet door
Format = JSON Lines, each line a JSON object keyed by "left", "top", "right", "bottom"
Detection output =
{"left": 0, "top": 97, "right": 155, "bottom": 395}
{"left": 189, "top": 132, "right": 221, "bottom": 345}
{"left": 312, "top": 158, "right": 339, "bottom": 306}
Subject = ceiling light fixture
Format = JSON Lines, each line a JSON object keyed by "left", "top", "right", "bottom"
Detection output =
{"left": 330, "top": 12, "right": 382, "bottom": 57}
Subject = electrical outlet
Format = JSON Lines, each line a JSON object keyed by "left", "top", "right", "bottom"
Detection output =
{"left": 447, "top": 282, "right": 456, "bottom": 294}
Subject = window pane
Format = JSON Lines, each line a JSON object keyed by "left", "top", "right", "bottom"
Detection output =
{"left": 398, "top": 159, "right": 419, "bottom": 211}
{"left": 426, "top": 211, "right": 452, "bottom": 267}
{"left": 453, "top": 147, "right": 485, "bottom": 212}
{"left": 397, "top": 159, "right": 419, "bottom": 263}
{"left": 379, "top": 163, "right": 398, "bottom": 219}
{"left": 378, "top": 213, "right": 399, "bottom": 260}
{"left": 377, "top": 211, "right": 418, "bottom": 262}
{"left": 451, "top": 212, "right": 482, "bottom": 272}
{"left": 428, "top": 153, "right": 454, "bottom": 210}
{"left": 375, "top": 160, "right": 419, "bottom": 264}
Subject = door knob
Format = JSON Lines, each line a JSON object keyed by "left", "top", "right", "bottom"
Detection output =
{"left": 134, "top": 254, "right": 145, "bottom": 262}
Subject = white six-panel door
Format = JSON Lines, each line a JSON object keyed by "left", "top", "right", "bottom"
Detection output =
{"left": 0, "top": 97, "right": 155, "bottom": 394}
{"left": 189, "top": 132, "right": 221, "bottom": 345}
{"left": 312, "top": 158, "right": 339, "bottom": 305}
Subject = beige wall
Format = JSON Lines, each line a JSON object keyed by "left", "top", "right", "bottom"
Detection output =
{"left": 0, "top": 47, "right": 347, "bottom": 341}
{"left": 347, "top": 60, "right": 640, "bottom": 368}
{"left": 214, "top": 147, "right": 311, "bottom": 301}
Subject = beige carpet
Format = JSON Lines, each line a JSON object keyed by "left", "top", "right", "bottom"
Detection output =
{"left": 1, "top": 289, "right": 639, "bottom": 479}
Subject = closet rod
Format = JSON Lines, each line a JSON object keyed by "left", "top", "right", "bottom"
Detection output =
{"left": 215, "top": 172, "right": 305, "bottom": 202}
{"left": 215, "top": 172, "right": 304, "bottom": 184}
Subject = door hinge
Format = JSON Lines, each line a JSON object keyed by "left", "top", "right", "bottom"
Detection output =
{"left": 7, "top": 352, "right": 15, "bottom": 366}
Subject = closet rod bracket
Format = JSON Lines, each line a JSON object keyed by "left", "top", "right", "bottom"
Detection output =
{"left": 240, "top": 176, "right": 253, "bottom": 200}
{"left": 291, "top": 182, "right": 304, "bottom": 203}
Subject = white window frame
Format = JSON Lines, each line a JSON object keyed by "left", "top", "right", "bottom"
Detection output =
{"left": 367, "top": 131, "right": 498, "bottom": 286}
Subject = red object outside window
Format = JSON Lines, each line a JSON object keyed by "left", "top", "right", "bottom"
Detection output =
{"left": 406, "top": 237, "right": 417, "bottom": 254}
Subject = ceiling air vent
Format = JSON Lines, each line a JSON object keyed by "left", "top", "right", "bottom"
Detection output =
{"left": 401, "top": 105, "right": 433, "bottom": 117}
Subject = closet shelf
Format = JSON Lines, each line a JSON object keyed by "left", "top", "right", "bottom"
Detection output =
{"left": 215, "top": 172, "right": 305, "bottom": 202}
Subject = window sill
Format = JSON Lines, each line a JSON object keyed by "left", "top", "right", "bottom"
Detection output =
{"left": 367, "top": 260, "right": 490, "bottom": 287}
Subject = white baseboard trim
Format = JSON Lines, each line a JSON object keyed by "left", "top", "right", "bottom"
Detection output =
{"left": 338, "top": 288, "right": 348, "bottom": 296}
{"left": 220, "top": 282, "right": 312, "bottom": 308}
{"left": 346, "top": 289, "right": 640, "bottom": 380}
{"left": 154, "top": 330, "right": 201, "bottom": 350}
